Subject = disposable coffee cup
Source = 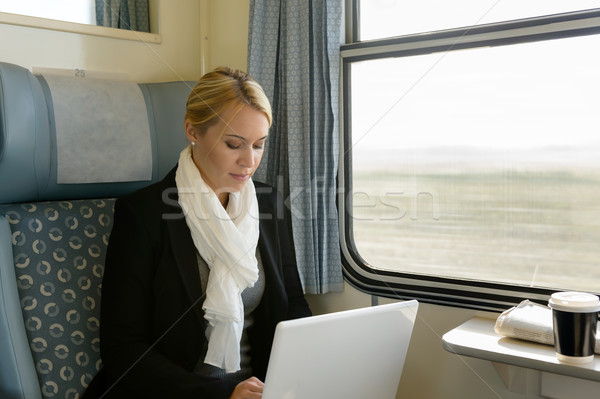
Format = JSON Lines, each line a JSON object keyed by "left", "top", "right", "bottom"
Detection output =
{"left": 548, "top": 291, "right": 600, "bottom": 364}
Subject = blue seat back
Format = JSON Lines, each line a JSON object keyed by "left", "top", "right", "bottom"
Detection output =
{"left": 0, "top": 199, "right": 115, "bottom": 398}
{"left": 0, "top": 62, "right": 193, "bottom": 399}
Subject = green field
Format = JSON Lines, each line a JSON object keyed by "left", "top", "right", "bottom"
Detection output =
{"left": 351, "top": 168, "right": 600, "bottom": 292}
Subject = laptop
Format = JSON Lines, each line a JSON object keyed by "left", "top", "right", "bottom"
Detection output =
{"left": 262, "top": 300, "right": 419, "bottom": 399}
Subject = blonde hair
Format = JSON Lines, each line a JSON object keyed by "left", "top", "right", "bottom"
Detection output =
{"left": 185, "top": 67, "right": 272, "bottom": 132}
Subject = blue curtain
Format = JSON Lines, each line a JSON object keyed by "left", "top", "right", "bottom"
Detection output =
{"left": 248, "top": 0, "right": 344, "bottom": 294}
{"left": 95, "top": 0, "right": 149, "bottom": 32}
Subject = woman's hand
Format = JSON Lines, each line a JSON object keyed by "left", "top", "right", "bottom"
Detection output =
{"left": 230, "top": 377, "right": 264, "bottom": 399}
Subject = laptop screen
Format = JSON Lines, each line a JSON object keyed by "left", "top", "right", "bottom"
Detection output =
{"left": 262, "top": 300, "right": 419, "bottom": 399}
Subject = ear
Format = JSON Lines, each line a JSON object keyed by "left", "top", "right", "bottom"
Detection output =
{"left": 184, "top": 120, "right": 198, "bottom": 143}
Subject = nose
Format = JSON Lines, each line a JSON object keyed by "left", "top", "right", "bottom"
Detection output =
{"left": 239, "top": 145, "right": 257, "bottom": 168}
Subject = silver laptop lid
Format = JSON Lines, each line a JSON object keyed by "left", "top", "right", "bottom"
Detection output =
{"left": 262, "top": 300, "right": 419, "bottom": 399}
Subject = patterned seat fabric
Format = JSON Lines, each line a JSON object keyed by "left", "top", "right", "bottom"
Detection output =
{"left": 0, "top": 199, "right": 115, "bottom": 399}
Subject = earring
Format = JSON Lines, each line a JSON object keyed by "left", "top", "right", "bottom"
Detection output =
{"left": 191, "top": 141, "right": 196, "bottom": 146}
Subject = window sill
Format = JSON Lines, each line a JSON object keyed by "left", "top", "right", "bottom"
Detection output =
{"left": 442, "top": 317, "right": 600, "bottom": 398}
{"left": 0, "top": 11, "right": 161, "bottom": 43}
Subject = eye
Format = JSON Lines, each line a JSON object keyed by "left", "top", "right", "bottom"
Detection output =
{"left": 253, "top": 140, "right": 266, "bottom": 150}
{"left": 226, "top": 142, "right": 242, "bottom": 150}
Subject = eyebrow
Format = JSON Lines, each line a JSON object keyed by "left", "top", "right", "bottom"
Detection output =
{"left": 224, "top": 134, "right": 269, "bottom": 142}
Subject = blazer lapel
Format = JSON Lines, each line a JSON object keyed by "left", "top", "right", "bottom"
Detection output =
{"left": 256, "top": 186, "right": 288, "bottom": 319}
{"left": 161, "top": 168, "right": 205, "bottom": 322}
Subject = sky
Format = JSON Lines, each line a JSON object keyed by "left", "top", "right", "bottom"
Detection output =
{"left": 351, "top": 24, "right": 600, "bottom": 152}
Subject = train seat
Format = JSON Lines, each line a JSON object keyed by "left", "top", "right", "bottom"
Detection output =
{"left": 0, "top": 62, "right": 191, "bottom": 399}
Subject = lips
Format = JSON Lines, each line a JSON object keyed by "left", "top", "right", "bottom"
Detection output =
{"left": 230, "top": 173, "right": 250, "bottom": 182}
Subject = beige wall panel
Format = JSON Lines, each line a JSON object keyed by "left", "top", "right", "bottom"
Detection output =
{"left": 208, "top": 0, "right": 249, "bottom": 72}
{"left": 0, "top": 0, "right": 203, "bottom": 82}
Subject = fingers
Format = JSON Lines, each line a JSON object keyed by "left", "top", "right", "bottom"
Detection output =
{"left": 230, "top": 377, "right": 264, "bottom": 399}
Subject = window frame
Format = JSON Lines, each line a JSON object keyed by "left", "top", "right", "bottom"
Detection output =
{"left": 339, "top": 5, "right": 600, "bottom": 311}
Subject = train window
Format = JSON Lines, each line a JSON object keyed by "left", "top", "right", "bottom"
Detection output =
{"left": 357, "top": 0, "right": 600, "bottom": 41}
{"left": 341, "top": 3, "right": 600, "bottom": 310}
{"left": 0, "top": 0, "right": 96, "bottom": 26}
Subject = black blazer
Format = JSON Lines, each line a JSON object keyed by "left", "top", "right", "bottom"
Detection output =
{"left": 86, "top": 167, "right": 311, "bottom": 399}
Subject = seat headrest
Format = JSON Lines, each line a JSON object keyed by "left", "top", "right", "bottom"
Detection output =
{"left": 0, "top": 62, "right": 192, "bottom": 204}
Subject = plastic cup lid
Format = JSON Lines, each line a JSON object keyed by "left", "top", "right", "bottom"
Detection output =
{"left": 548, "top": 291, "right": 600, "bottom": 313}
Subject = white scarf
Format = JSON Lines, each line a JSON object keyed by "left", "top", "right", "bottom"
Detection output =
{"left": 175, "top": 145, "right": 259, "bottom": 373}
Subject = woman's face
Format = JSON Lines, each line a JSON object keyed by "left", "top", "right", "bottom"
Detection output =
{"left": 185, "top": 104, "right": 269, "bottom": 205}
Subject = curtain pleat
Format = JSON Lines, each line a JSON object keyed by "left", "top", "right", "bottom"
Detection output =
{"left": 248, "top": 0, "right": 344, "bottom": 294}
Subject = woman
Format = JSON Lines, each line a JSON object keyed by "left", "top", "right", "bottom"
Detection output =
{"left": 86, "top": 67, "right": 311, "bottom": 399}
